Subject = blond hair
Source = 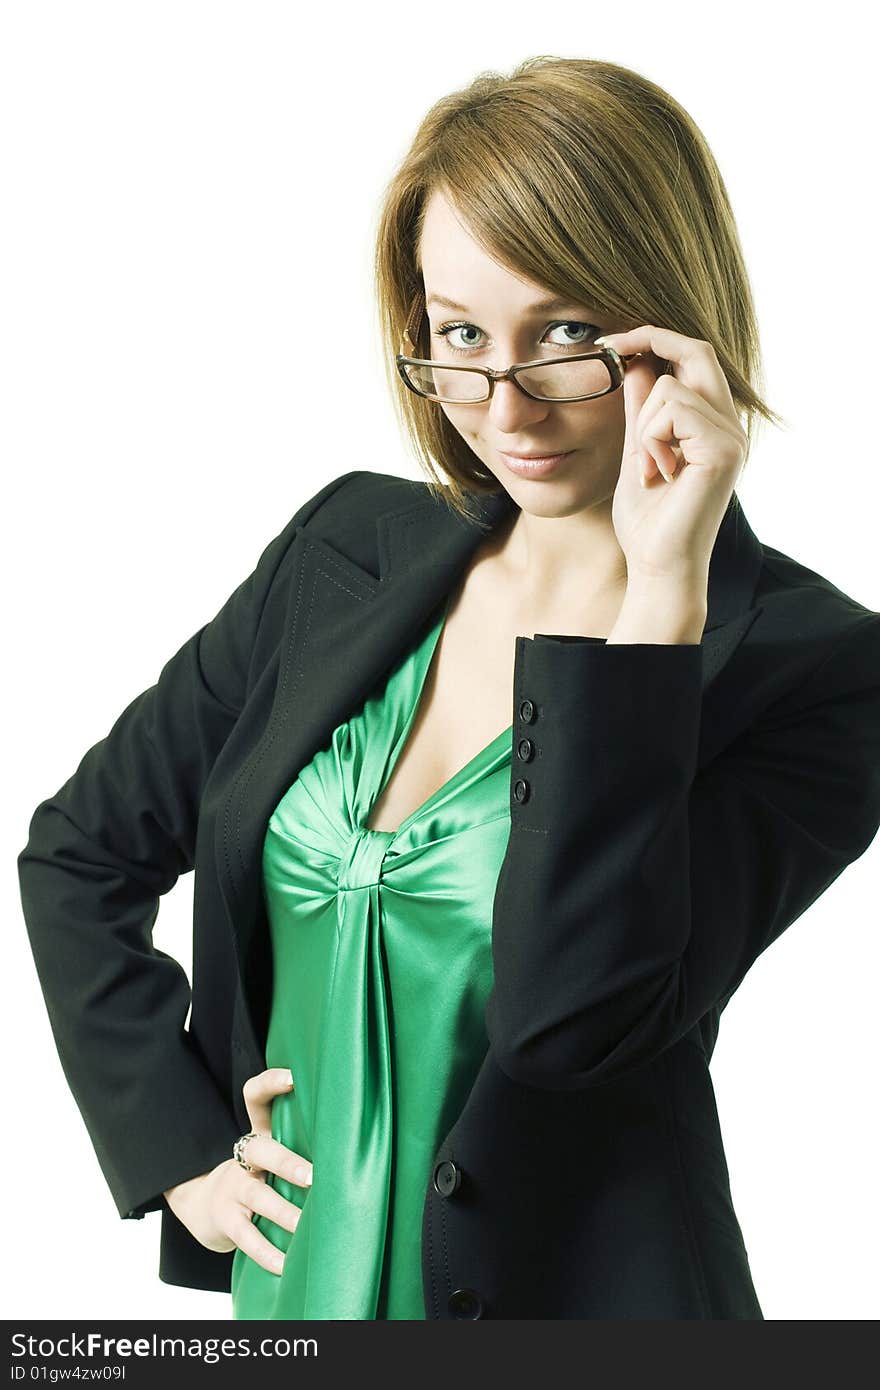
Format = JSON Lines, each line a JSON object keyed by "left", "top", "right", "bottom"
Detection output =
{"left": 373, "top": 55, "right": 786, "bottom": 526}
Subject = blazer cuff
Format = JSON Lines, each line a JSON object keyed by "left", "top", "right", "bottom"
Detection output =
{"left": 509, "top": 633, "right": 703, "bottom": 837}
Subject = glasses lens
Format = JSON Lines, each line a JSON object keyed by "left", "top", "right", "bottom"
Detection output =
{"left": 403, "top": 362, "right": 490, "bottom": 401}
{"left": 403, "top": 356, "right": 613, "bottom": 402}
{"left": 517, "top": 357, "right": 613, "bottom": 400}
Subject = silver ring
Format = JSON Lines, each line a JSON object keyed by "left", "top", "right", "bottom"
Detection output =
{"left": 233, "top": 1130, "right": 260, "bottom": 1173}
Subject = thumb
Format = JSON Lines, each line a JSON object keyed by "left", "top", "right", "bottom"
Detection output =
{"left": 242, "top": 1066, "right": 294, "bottom": 1134}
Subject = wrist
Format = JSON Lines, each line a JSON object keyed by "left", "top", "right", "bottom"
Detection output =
{"left": 163, "top": 1170, "right": 211, "bottom": 1205}
{"left": 607, "top": 578, "right": 708, "bottom": 645}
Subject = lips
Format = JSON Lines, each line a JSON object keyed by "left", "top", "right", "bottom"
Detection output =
{"left": 502, "top": 451, "right": 569, "bottom": 459}
{"left": 497, "top": 449, "right": 571, "bottom": 479}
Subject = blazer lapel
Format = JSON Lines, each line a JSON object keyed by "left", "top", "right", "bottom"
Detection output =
{"left": 217, "top": 479, "right": 765, "bottom": 1054}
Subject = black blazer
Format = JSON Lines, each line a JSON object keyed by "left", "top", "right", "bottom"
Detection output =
{"left": 17, "top": 468, "right": 880, "bottom": 1319}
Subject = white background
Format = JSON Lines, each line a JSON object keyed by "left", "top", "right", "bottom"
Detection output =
{"left": 3, "top": 0, "right": 878, "bottom": 1322}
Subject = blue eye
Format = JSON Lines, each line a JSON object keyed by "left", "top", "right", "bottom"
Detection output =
{"left": 433, "top": 320, "right": 601, "bottom": 356}
{"left": 434, "top": 322, "right": 483, "bottom": 353}
{"left": 546, "top": 322, "right": 600, "bottom": 348}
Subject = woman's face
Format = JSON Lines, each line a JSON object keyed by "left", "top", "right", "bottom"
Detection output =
{"left": 417, "top": 189, "right": 633, "bottom": 520}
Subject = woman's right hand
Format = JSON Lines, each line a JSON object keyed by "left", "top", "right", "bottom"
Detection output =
{"left": 162, "top": 1067, "right": 313, "bottom": 1276}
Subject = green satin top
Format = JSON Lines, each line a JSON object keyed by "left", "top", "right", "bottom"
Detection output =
{"left": 230, "top": 593, "right": 513, "bottom": 1319}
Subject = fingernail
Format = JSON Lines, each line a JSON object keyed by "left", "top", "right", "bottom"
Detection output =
{"left": 271, "top": 1251, "right": 284, "bottom": 1272}
{"left": 295, "top": 1164, "right": 313, "bottom": 1186}
{"left": 282, "top": 1069, "right": 293, "bottom": 1087}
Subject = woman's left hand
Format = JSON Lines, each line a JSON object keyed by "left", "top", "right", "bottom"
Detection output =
{"left": 596, "top": 325, "right": 747, "bottom": 587}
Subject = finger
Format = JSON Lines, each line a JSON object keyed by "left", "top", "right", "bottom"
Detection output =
{"left": 236, "top": 1132, "right": 314, "bottom": 1187}
{"left": 599, "top": 326, "right": 737, "bottom": 426}
{"left": 240, "top": 1173, "right": 306, "bottom": 1236}
{"left": 635, "top": 375, "right": 739, "bottom": 446}
{"left": 643, "top": 398, "right": 745, "bottom": 470}
{"left": 242, "top": 1067, "right": 294, "bottom": 1133}
{"left": 226, "top": 1208, "right": 287, "bottom": 1276}
{"left": 641, "top": 436, "right": 679, "bottom": 485}
{"left": 638, "top": 429, "right": 683, "bottom": 487}
{"left": 640, "top": 397, "right": 699, "bottom": 482}
{"left": 639, "top": 445, "right": 663, "bottom": 487}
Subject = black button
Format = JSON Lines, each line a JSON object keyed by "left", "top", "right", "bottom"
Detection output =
{"left": 448, "top": 1287, "right": 484, "bottom": 1319}
{"left": 516, "top": 738, "right": 534, "bottom": 762}
{"left": 432, "top": 1159, "right": 461, "bottom": 1197}
{"left": 519, "top": 698, "right": 536, "bottom": 723}
{"left": 513, "top": 779, "right": 530, "bottom": 803}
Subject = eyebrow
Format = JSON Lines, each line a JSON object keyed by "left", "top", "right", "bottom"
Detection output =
{"left": 425, "top": 292, "right": 592, "bottom": 315}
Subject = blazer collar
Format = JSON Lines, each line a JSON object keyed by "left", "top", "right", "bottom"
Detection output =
{"left": 219, "top": 478, "right": 765, "bottom": 1054}
{"left": 377, "top": 481, "right": 763, "bottom": 631}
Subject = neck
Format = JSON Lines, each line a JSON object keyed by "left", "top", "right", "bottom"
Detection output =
{"left": 493, "top": 499, "right": 628, "bottom": 614}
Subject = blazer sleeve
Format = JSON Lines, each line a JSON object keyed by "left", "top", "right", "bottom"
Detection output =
{"left": 16, "top": 470, "right": 362, "bottom": 1220}
{"left": 485, "top": 612, "right": 880, "bottom": 1091}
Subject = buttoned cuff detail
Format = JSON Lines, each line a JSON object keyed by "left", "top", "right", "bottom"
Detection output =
{"left": 509, "top": 634, "right": 704, "bottom": 834}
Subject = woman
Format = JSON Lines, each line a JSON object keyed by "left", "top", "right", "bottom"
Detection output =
{"left": 18, "top": 56, "right": 880, "bottom": 1319}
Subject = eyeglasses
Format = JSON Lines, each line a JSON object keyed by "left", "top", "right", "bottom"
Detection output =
{"left": 395, "top": 290, "right": 642, "bottom": 404}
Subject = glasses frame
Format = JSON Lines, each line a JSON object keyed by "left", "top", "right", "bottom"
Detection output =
{"left": 395, "top": 289, "right": 643, "bottom": 404}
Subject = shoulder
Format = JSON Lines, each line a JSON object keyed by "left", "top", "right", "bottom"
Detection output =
{"left": 750, "top": 538, "right": 879, "bottom": 696}
{"left": 302, "top": 468, "right": 437, "bottom": 541}
{"left": 254, "top": 468, "right": 444, "bottom": 614}
{"left": 291, "top": 468, "right": 451, "bottom": 583}
{"left": 759, "top": 540, "right": 878, "bottom": 628}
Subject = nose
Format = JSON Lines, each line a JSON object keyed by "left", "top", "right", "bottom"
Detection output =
{"left": 486, "top": 376, "right": 552, "bottom": 437}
